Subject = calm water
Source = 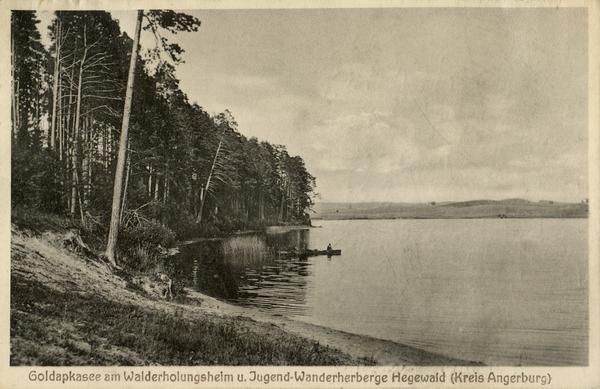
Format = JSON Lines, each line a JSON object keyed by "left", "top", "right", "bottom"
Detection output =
{"left": 172, "top": 219, "right": 588, "bottom": 366}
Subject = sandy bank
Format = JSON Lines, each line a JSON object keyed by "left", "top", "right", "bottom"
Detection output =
{"left": 10, "top": 226, "right": 481, "bottom": 366}
{"left": 185, "top": 289, "right": 481, "bottom": 365}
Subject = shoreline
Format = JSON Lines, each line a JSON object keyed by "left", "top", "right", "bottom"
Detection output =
{"left": 177, "top": 225, "right": 313, "bottom": 246}
{"left": 184, "top": 288, "right": 482, "bottom": 366}
{"left": 312, "top": 215, "right": 588, "bottom": 221}
{"left": 312, "top": 200, "right": 588, "bottom": 220}
{"left": 10, "top": 226, "right": 481, "bottom": 366}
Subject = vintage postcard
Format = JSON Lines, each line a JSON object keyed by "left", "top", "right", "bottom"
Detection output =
{"left": 1, "top": 0, "right": 598, "bottom": 388}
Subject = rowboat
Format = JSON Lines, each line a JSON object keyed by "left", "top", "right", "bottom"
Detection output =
{"left": 279, "top": 249, "right": 341, "bottom": 257}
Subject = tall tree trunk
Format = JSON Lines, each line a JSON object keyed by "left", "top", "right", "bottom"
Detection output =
{"left": 58, "top": 80, "right": 63, "bottom": 160}
{"left": 148, "top": 163, "right": 153, "bottom": 199}
{"left": 105, "top": 10, "right": 143, "bottom": 268}
{"left": 82, "top": 116, "right": 91, "bottom": 208}
{"left": 278, "top": 182, "right": 285, "bottom": 223}
{"left": 71, "top": 35, "right": 88, "bottom": 217}
{"left": 119, "top": 153, "right": 131, "bottom": 223}
{"left": 102, "top": 124, "right": 107, "bottom": 169}
{"left": 34, "top": 54, "right": 41, "bottom": 150}
{"left": 193, "top": 184, "right": 198, "bottom": 219}
{"left": 50, "top": 20, "right": 62, "bottom": 150}
{"left": 186, "top": 174, "right": 194, "bottom": 217}
{"left": 163, "top": 160, "right": 169, "bottom": 204}
{"left": 154, "top": 172, "right": 160, "bottom": 201}
{"left": 162, "top": 160, "right": 170, "bottom": 226}
{"left": 11, "top": 22, "right": 16, "bottom": 142}
{"left": 197, "top": 126, "right": 227, "bottom": 224}
{"left": 65, "top": 56, "right": 76, "bottom": 210}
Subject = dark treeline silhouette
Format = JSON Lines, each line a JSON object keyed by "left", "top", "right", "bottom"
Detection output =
{"left": 11, "top": 10, "right": 317, "bottom": 246}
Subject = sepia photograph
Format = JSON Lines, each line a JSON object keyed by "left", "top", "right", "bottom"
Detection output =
{"left": 3, "top": 0, "right": 599, "bottom": 387}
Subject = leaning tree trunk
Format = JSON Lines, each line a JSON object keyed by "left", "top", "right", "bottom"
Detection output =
{"left": 105, "top": 10, "right": 143, "bottom": 268}
{"left": 196, "top": 125, "right": 227, "bottom": 224}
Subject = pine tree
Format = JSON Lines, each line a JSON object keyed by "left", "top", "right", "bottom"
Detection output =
{"left": 11, "top": 11, "right": 47, "bottom": 151}
{"left": 105, "top": 10, "right": 201, "bottom": 268}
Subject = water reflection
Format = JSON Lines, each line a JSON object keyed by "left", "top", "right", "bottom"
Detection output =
{"left": 168, "top": 219, "right": 588, "bottom": 365}
{"left": 169, "top": 229, "right": 315, "bottom": 315}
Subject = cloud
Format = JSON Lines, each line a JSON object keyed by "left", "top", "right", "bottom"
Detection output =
{"left": 317, "top": 63, "right": 407, "bottom": 109}
{"left": 171, "top": 8, "right": 588, "bottom": 203}
{"left": 306, "top": 112, "right": 419, "bottom": 173}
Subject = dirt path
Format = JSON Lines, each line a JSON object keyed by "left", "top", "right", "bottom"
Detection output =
{"left": 10, "top": 226, "right": 481, "bottom": 366}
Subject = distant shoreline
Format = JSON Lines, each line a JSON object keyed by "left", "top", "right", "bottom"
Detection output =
{"left": 313, "top": 215, "right": 588, "bottom": 220}
{"left": 312, "top": 199, "right": 588, "bottom": 220}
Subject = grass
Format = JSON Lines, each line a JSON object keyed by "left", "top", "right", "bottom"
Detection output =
{"left": 222, "top": 235, "right": 274, "bottom": 265}
{"left": 10, "top": 207, "right": 377, "bottom": 366}
{"left": 11, "top": 275, "right": 375, "bottom": 366}
{"left": 11, "top": 207, "right": 108, "bottom": 251}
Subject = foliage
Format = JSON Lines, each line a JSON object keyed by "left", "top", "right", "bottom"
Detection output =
{"left": 117, "top": 220, "right": 176, "bottom": 271}
{"left": 119, "top": 221, "right": 176, "bottom": 248}
{"left": 12, "top": 148, "right": 64, "bottom": 214}
{"left": 143, "top": 10, "right": 201, "bottom": 65}
{"left": 11, "top": 10, "right": 318, "bottom": 255}
{"left": 11, "top": 206, "right": 73, "bottom": 235}
{"left": 122, "top": 243, "right": 163, "bottom": 273}
{"left": 11, "top": 11, "right": 48, "bottom": 151}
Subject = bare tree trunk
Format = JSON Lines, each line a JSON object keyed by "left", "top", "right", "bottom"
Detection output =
{"left": 154, "top": 172, "right": 160, "bottom": 201}
{"left": 162, "top": 160, "right": 170, "bottom": 226}
{"left": 58, "top": 79, "right": 63, "bottom": 160}
{"left": 102, "top": 124, "right": 107, "bottom": 168}
{"left": 197, "top": 126, "right": 227, "bottom": 224}
{"left": 259, "top": 187, "right": 264, "bottom": 220}
{"left": 65, "top": 55, "right": 76, "bottom": 211}
{"left": 163, "top": 160, "right": 169, "bottom": 204}
{"left": 71, "top": 31, "right": 88, "bottom": 217}
{"left": 197, "top": 187, "right": 203, "bottom": 219}
{"left": 105, "top": 10, "right": 143, "bottom": 268}
{"left": 50, "top": 20, "right": 62, "bottom": 150}
{"left": 119, "top": 152, "right": 131, "bottom": 224}
{"left": 278, "top": 184, "right": 285, "bottom": 223}
{"left": 11, "top": 23, "right": 16, "bottom": 142}
{"left": 148, "top": 163, "right": 153, "bottom": 199}
{"left": 194, "top": 185, "right": 198, "bottom": 219}
{"left": 89, "top": 119, "right": 94, "bottom": 199}
{"left": 82, "top": 116, "right": 91, "bottom": 208}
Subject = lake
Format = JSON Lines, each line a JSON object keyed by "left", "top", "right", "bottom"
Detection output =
{"left": 172, "top": 218, "right": 588, "bottom": 366}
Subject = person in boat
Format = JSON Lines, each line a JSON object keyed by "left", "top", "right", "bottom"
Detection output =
{"left": 327, "top": 243, "right": 332, "bottom": 251}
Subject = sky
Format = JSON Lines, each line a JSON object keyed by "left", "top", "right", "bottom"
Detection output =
{"left": 42, "top": 7, "right": 589, "bottom": 203}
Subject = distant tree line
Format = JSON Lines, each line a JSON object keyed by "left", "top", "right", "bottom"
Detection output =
{"left": 11, "top": 10, "right": 317, "bottom": 242}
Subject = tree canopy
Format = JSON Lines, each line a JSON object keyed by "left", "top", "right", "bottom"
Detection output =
{"left": 11, "top": 10, "right": 318, "bottom": 248}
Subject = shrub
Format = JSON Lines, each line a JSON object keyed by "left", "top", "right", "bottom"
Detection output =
{"left": 124, "top": 243, "right": 163, "bottom": 272}
{"left": 11, "top": 148, "right": 64, "bottom": 214}
{"left": 117, "top": 221, "right": 176, "bottom": 272}
{"left": 119, "top": 221, "right": 176, "bottom": 249}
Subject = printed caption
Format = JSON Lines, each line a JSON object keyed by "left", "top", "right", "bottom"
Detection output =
{"left": 28, "top": 369, "right": 553, "bottom": 386}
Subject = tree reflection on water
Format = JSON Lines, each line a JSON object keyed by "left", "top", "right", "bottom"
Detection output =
{"left": 168, "top": 228, "right": 314, "bottom": 315}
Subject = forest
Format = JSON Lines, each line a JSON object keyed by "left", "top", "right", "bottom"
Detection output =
{"left": 11, "top": 10, "right": 317, "bottom": 268}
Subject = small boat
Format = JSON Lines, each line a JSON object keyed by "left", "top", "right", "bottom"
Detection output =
{"left": 279, "top": 249, "right": 341, "bottom": 257}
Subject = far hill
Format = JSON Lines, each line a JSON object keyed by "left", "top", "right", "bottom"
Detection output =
{"left": 312, "top": 199, "right": 588, "bottom": 220}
